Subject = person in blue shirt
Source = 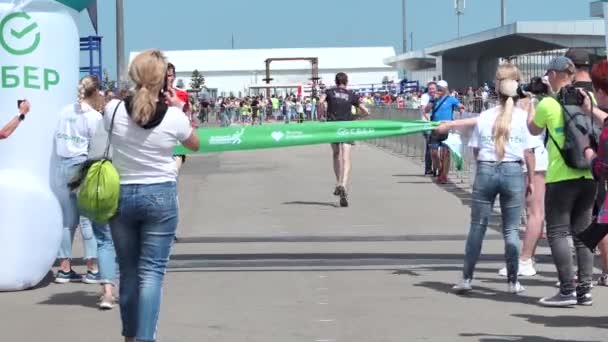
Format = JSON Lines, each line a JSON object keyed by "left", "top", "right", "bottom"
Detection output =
{"left": 424, "top": 80, "right": 464, "bottom": 183}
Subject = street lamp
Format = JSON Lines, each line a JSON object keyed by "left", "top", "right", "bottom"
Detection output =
{"left": 455, "top": 0, "right": 465, "bottom": 38}
{"left": 116, "top": 0, "right": 126, "bottom": 85}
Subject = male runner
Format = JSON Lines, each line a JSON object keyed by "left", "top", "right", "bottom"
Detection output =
{"left": 318, "top": 72, "right": 369, "bottom": 207}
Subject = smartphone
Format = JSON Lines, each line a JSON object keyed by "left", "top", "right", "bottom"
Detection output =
{"left": 17, "top": 100, "right": 24, "bottom": 108}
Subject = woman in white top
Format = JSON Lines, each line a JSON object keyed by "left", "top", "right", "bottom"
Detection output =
{"left": 53, "top": 76, "right": 104, "bottom": 285}
{"left": 438, "top": 64, "right": 536, "bottom": 294}
{"left": 106, "top": 50, "right": 199, "bottom": 342}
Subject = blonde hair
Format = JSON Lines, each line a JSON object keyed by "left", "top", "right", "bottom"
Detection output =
{"left": 78, "top": 75, "right": 104, "bottom": 112}
{"left": 493, "top": 63, "right": 521, "bottom": 160}
{"left": 128, "top": 49, "right": 167, "bottom": 126}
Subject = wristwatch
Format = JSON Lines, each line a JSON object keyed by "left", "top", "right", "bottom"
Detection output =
{"left": 18, "top": 114, "right": 25, "bottom": 121}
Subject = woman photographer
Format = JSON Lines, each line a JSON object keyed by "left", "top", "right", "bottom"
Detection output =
{"left": 105, "top": 50, "right": 199, "bottom": 342}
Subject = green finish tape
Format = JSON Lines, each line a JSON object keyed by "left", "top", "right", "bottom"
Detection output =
{"left": 174, "top": 120, "right": 437, "bottom": 155}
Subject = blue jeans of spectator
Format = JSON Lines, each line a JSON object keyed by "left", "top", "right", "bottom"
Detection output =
{"left": 54, "top": 156, "right": 97, "bottom": 260}
{"left": 463, "top": 161, "right": 524, "bottom": 284}
{"left": 110, "top": 182, "right": 178, "bottom": 342}
{"left": 92, "top": 221, "right": 117, "bottom": 285}
{"left": 220, "top": 111, "right": 230, "bottom": 127}
{"left": 311, "top": 106, "right": 318, "bottom": 121}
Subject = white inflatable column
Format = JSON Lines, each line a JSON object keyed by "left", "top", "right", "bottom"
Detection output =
{"left": 0, "top": 0, "right": 79, "bottom": 291}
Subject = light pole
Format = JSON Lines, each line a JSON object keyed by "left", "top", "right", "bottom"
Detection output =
{"left": 455, "top": 0, "right": 465, "bottom": 38}
{"left": 501, "top": 0, "right": 506, "bottom": 26}
{"left": 402, "top": 0, "right": 407, "bottom": 54}
{"left": 116, "top": 0, "right": 126, "bottom": 85}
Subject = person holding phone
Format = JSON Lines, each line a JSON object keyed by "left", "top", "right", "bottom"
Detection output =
{"left": 0, "top": 100, "right": 30, "bottom": 140}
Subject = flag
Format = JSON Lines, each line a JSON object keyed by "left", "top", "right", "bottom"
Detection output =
{"left": 443, "top": 133, "right": 464, "bottom": 171}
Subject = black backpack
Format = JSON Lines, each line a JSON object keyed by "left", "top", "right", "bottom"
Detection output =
{"left": 546, "top": 90, "right": 599, "bottom": 170}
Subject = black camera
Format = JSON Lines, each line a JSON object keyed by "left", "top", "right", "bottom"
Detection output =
{"left": 559, "top": 85, "right": 585, "bottom": 106}
{"left": 517, "top": 77, "right": 549, "bottom": 98}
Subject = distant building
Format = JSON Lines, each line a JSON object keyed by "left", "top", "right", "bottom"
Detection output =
{"left": 385, "top": 20, "right": 606, "bottom": 89}
{"left": 129, "top": 47, "right": 398, "bottom": 97}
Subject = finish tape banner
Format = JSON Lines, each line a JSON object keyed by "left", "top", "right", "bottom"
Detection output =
{"left": 174, "top": 120, "right": 438, "bottom": 155}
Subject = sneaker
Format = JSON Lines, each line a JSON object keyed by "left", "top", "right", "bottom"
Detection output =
{"left": 498, "top": 259, "right": 537, "bottom": 277}
{"left": 539, "top": 291, "right": 577, "bottom": 307}
{"left": 577, "top": 290, "right": 593, "bottom": 306}
{"left": 55, "top": 270, "right": 82, "bottom": 284}
{"left": 98, "top": 295, "right": 116, "bottom": 310}
{"left": 336, "top": 186, "right": 348, "bottom": 208}
{"left": 82, "top": 271, "right": 101, "bottom": 284}
{"left": 333, "top": 186, "right": 341, "bottom": 196}
{"left": 508, "top": 281, "right": 525, "bottom": 294}
{"left": 452, "top": 279, "right": 472, "bottom": 293}
{"left": 597, "top": 273, "right": 608, "bottom": 286}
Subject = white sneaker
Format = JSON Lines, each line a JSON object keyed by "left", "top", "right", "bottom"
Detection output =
{"left": 498, "top": 259, "right": 537, "bottom": 277}
{"left": 452, "top": 279, "right": 472, "bottom": 293}
{"left": 508, "top": 281, "right": 525, "bottom": 294}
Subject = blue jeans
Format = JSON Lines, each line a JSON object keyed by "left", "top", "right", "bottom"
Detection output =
{"left": 54, "top": 156, "right": 97, "bottom": 260}
{"left": 463, "top": 162, "right": 524, "bottom": 283}
{"left": 92, "top": 222, "right": 117, "bottom": 285}
{"left": 110, "top": 182, "right": 178, "bottom": 342}
{"left": 311, "top": 105, "right": 318, "bottom": 121}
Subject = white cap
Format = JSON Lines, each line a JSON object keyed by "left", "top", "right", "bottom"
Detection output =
{"left": 437, "top": 80, "right": 449, "bottom": 89}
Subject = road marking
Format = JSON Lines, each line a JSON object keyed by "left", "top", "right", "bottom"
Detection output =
{"left": 319, "top": 275, "right": 327, "bottom": 279}
{"left": 315, "top": 339, "right": 336, "bottom": 342}
{"left": 318, "top": 319, "right": 335, "bottom": 322}
{"left": 316, "top": 287, "right": 328, "bottom": 291}
{"left": 317, "top": 302, "right": 328, "bottom": 305}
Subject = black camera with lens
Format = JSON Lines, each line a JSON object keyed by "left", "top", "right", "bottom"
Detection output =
{"left": 517, "top": 76, "right": 549, "bottom": 98}
{"left": 559, "top": 85, "right": 585, "bottom": 106}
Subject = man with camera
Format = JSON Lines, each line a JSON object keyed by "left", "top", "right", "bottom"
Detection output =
{"left": 528, "top": 56, "right": 596, "bottom": 307}
{"left": 1, "top": 100, "right": 30, "bottom": 140}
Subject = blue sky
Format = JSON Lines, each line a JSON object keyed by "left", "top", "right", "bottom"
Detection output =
{"left": 78, "top": 0, "right": 593, "bottom": 79}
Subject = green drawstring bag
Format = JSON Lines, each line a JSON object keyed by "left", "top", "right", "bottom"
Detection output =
{"left": 77, "top": 101, "right": 122, "bottom": 224}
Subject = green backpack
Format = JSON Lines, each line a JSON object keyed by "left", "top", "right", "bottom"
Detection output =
{"left": 77, "top": 101, "right": 121, "bottom": 223}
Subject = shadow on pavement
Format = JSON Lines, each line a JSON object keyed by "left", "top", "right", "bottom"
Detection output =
{"left": 282, "top": 201, "right": 339, "bottom": 208}
{"left": 512, "top": 314, "right": 608, "bottom": 329}
{"left": 30, "top": 271, "right": 55, "bottom": 291}
{"left": 460, "top": 333, "right": 600, "bottom": 342}
{"left": 38, "top": 290, "right": 100, "bottom": 309}
{"left": 413, "top": 281, "right": 539, "bottom": 306}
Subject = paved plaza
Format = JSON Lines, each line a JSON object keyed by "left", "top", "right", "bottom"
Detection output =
{"left": 1, "top": 144, "right": 606, "bottom": 342}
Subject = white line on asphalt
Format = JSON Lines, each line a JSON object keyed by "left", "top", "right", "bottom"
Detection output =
{"left": 314, "top": 339, "right": 336, "bottom": 342}
{"left": 318, "top": 319, "right": 335, "bottom": 322}
{"left": 316, "top": 287, "right": 328, "bottom": 291}
{"left": 317, "top": 302, "right": 328, "bottom": 305}
{"left": 319, "top": 275, "right": 327, "bottom": 279}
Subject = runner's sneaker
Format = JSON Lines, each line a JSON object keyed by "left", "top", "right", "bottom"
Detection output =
{"left": 98, "top": 295, "right": 116, "bottom": 310}
{"left": 498, "top": 259, "right": 536, "bottom": 277}
{"left": 82, "top": 271, "right": 101, "bottom": 284}
{"left": 576, "top": 288, "right": 593, "bottom": 306}
{"left": 597, "top": 273, "right": 608, "bottom": 286}
{"left": 55, "top": 270, "right": 82, "bottom": 284}
{"left": 508, "top": 282, "right": 525, "bottom": 294}
{"left": 539, "top": 291, "right": 577, "bottom": 307}
{"left": 337, "top": 186, "right": 349, "bottom": 207}
{"left": 333, "top": 186, "right": 341, "bottom": 196}
{"left": 452, "top": 279, "right": 472, "bottom": 293}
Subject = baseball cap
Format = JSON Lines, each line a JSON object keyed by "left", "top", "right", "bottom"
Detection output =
{"left": 437, "top": 80, "right": 449, "bottom": 89}
{"left": 565, "top": 48, "right": 591, "bottom": 67}
{"left": 545, "top": 56, "right": 575, "bottom": 75}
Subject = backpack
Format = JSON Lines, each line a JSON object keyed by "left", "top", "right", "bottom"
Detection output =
{"left": 546, "top": 91, "right": 599, "bottom": 170}
{"left": 76, "top": 101, "right": 122, "bottom": 224}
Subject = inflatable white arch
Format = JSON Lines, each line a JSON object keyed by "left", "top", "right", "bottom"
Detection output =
{"left": 0, "top": 0, "right": 94, "bottom": 291}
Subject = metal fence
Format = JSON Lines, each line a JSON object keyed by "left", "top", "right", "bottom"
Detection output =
{"left": 366, "top": 101, "right": 493, "bottom": 186}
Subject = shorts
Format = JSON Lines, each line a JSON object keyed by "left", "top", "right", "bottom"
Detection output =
{"left": 533, "top": 146, "right": 548, "bottom": 172}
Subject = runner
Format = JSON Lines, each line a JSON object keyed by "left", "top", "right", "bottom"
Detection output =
{"left": 318, "top": 72, "right": 369, "bottom": 207}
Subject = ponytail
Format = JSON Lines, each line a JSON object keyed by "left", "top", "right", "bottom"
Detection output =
{"left": 131, "top": 86, "right": 157, "bottom": 125}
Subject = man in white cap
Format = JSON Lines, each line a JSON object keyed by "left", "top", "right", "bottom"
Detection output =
{"left": 424, "top": 80, "right": 464, "bottom": 183}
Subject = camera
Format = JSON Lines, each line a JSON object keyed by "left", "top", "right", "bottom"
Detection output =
{"left": 559, "top": 85, "right": 585, "bottom": 106}
{"left": 517, "top": 77, "right": 549, "bottom": 98}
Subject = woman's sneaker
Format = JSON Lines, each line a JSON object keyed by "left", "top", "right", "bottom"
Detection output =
{"left": 55, "top": 270, "right": 82, "bottom": 284}
{"left": 508, "top": 282, "right": 525, "bottom": 294}
{"left": 82, "top": 271, "right": 101, "bottom": 284}
{"left": 597, "top": 273, "right": 608, "bottom": 286}
{"left": 98, "top": 295, "right": 116, "bottom": 310}
{"left": 498, "top": 259, "right": 537, "bottom": 277}
{"left": 539, "top": 291, "right": 577, "bottom": 307}
{"left": 452, "top": 279, "right": 472, "bottom": 293}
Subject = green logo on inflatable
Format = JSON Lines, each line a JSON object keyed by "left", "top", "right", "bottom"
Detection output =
{"left": 0, "top": 12, "right": 40, "bottom": 55}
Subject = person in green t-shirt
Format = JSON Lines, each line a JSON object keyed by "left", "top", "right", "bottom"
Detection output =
{"left": 528, "top": 56, "right": 596, "bottom": 307}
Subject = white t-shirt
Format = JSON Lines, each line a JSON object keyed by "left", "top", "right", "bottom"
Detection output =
{"left": 104, "top": 99, "right": 193, "bottom": 185}
{"left": 469, "top": 106, "right": 540, "bottom": 162}
{"left": 54, "top": 103, "right": 102, "bottom": 158}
